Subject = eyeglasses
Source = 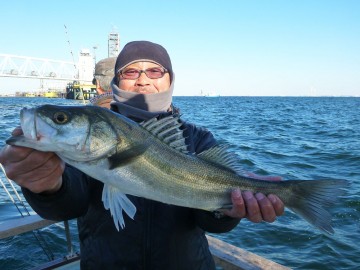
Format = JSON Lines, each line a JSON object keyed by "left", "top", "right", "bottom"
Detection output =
{"left": 119, "top": 67, "right": 168, "bottom": 80}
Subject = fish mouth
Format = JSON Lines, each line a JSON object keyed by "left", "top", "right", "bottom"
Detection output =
{"left": 20, "top": 107, "right": 38, "bottom": 140}
{"left": 6, "top": 107, "right": 45, "bottom": 148}
{"left": 21, "top": 107, "right": 57, "bottom": 142}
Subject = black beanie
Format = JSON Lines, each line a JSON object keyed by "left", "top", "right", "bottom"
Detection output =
{"left": 114, "top": 41, "right": 173, "bottom": 82}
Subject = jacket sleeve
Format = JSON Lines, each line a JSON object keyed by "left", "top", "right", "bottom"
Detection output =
{"left": 22, "top": 165, "right": 90, "bottom": 221}
{"left": 184, "top": 122, "right": 241, "bottom": 233}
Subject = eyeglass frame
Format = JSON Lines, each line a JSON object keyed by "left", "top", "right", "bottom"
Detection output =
{"left": 118, "top": 67, "right": 168, "bottom": 80}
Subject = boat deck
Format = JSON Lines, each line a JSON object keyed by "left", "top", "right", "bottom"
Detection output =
{"left": 0, "top": 215, "right": 290, "bottom": 270}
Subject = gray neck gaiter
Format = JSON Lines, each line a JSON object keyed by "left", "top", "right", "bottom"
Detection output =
{"left": 110, "top": 77, "right": 175, "bottom": 121}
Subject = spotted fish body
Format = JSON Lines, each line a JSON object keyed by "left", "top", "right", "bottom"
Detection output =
{"left": 7, "top": 105, "right": 348, "bottom": 233}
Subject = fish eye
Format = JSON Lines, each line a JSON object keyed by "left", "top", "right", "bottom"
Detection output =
{"left": 53, "top": 112, "right": 69, "bottom": 124}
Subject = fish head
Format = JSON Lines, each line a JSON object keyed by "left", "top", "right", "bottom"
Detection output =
{"left": 7, "top": 105, "right": 120, "bottom": 161}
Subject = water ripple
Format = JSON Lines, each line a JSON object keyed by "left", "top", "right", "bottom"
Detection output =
{"left": 1, "top": 96, "right": 359, "bottom": 269}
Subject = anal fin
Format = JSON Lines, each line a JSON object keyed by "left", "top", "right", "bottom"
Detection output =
{"left": 102, "top": 184, "right": 137, "bottom": 231}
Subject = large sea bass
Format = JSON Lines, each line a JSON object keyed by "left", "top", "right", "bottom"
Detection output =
{"left": 7, "top": 105, "right": 348, "bottom": 233}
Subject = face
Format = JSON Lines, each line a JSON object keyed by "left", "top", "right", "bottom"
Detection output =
{"left": 118, "top": 62, "right": 171, "bottom": 94}
{"left": 95, "top": 79, "right": 106, "bottom": 95}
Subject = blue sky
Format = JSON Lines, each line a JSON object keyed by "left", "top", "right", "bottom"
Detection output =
{"left": 0, "top": 0, "right": 359, "bottom": 96}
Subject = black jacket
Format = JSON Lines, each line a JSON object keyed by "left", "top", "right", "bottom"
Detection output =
{"left": 23, "top": 118, "right": 240, "bottom": 270}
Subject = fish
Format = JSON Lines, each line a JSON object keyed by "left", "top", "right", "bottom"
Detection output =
{"left": 6, "top": 105, "right": 348, "bottom": 233}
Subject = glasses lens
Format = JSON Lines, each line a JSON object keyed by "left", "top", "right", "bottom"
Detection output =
{"left": 145, "top": 68, "right": 165, "bottom": 79}
{"left": 120, "top": 67, "right": 167, "bottom": 79}
{"left": 121, "top": 69, "right": 140, "bottom": 79}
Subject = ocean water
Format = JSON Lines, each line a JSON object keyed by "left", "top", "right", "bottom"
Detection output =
{"left": 0, "top": 96, "right": 359, "bottom": 269}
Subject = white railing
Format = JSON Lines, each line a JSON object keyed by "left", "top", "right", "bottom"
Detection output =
{"left": 0, "top": 54, "right": 77, "bottom": 81}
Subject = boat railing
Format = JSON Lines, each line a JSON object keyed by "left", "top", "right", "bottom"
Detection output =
{"left": 0, "top": 214, "right": 290, "bottom": 270}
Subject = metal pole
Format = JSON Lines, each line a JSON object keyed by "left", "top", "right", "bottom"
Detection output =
{"left": 64, "top": 220, "right": 74, "bottom": 255}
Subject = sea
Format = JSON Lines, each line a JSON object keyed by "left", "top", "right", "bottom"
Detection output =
{"left": 0, "top": 96, "right": 359, "bottom": 270}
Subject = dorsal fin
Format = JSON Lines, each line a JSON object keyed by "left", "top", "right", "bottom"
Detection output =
{"left": 140, "top": 115, "right": 189, "bottom": 154}
{"left": 197, "top": 144, "right": 248, "bottom": 175}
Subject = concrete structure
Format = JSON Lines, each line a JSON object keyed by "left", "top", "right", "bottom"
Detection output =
{"left": 108, "top": 31, "right": 120, "bottom": 58}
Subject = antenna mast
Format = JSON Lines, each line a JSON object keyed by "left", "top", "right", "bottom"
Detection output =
{"left": 64, "top": 25, "right": 76, "bottom": 69}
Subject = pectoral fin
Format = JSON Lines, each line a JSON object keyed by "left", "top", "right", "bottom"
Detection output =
{"left": 102, "top": 184, "right": 137, "bottom": 231}
{"left": 108, "top": 144, "right": 148, "bottom": 170}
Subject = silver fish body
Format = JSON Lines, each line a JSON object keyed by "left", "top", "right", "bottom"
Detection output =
{"left": 7, "top": 105, "right": 348, "bottom": 233}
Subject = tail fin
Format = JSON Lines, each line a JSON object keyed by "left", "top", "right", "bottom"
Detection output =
{"left": 286, "top": 179, "right": 349, "bottom": 234}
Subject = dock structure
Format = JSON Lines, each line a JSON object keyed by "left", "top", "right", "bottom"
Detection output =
{"left": 0, "top": 215, "right": 290, "bottom": 270}
{"left": 65, "top": 81, "right": 97, "bottom": 100}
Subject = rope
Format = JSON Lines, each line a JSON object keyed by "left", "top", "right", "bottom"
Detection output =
{"left": 0, "top": 163, "right": 55, "bottom": 260}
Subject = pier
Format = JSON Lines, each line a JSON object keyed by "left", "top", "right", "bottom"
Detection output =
{"left": 0, "top": 51, "right": 95, "bottom": 99}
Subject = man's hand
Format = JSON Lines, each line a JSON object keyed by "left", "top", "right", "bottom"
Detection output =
{"left": 0, "top": 127, "right": 64, "bottom": 194}
{"left": 222, "top": 174, "right": 285, "bottom": 223}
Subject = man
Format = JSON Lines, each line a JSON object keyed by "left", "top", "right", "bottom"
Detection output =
{"left": 89, "top": 57, "right": 117, "bottom": 108}
{"left": 0, "top": 41, "right": 284, "bottom": 269}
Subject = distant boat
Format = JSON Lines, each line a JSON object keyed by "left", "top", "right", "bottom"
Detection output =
{"left": 43, "top": 91, "right": 60, "bottom": 98}
{"left": 200, "top": 90, "right": 220, "bottom": 97}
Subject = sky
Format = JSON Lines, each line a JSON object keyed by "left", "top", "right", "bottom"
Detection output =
{"left": 0, "top": 0, "right": 359, "bottom": 96}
